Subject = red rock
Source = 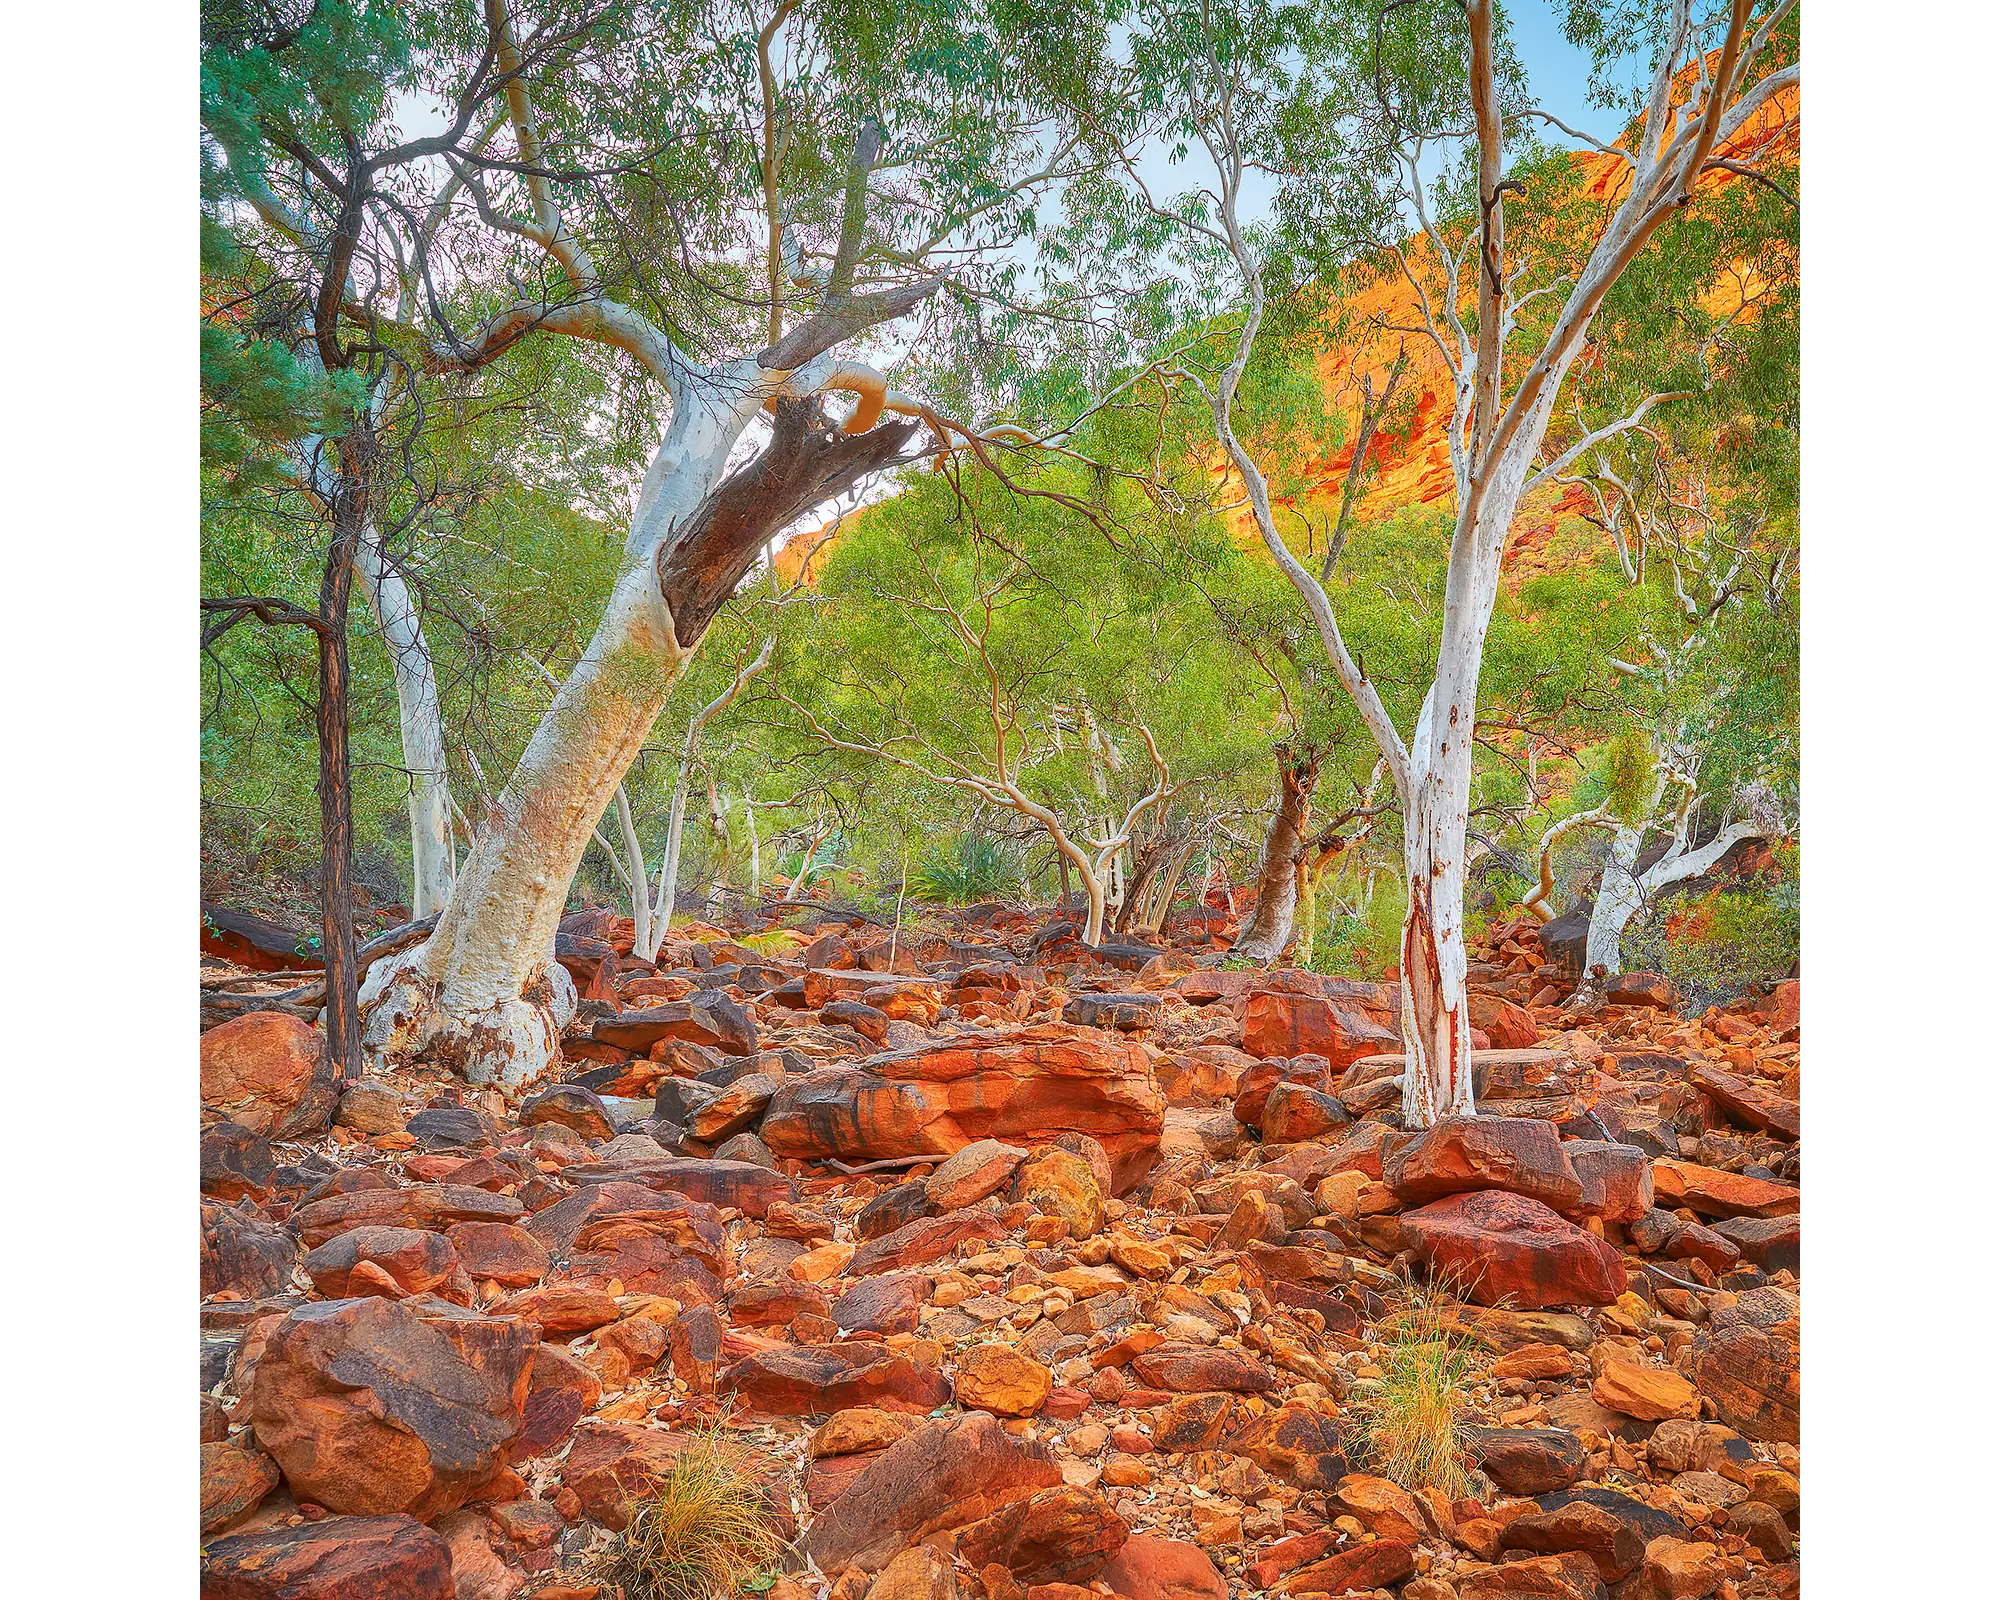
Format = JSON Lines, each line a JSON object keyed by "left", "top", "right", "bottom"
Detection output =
{"left": 1242, "top": 977, "right": 1400, "bottom": 1070}
{"left": 1456, "top": 1551, "right": 1608, "bottom": 1599}
{"left": 1471, "top": 992, "right": 1541, "bottom": 1049}
{"left": 304, "top": 1227, "right": 468, "bottom": 1303}
{"left": 955, "top": 1344, "right": 1053, "bottom": 1417}
{"left": 1131, "top": 1345, "right": 1276, "bottom": 1394}
{"left": 1500, "top": 1499, "right": 1646, "bottom": 1581}
{"left": 1604, "top": 972, "right": 1675, "bottom": 1009}
{"left": 448, "top": 1223, "right": 551, "bottom": 1288}
{"left": 200, "top": 1513, "right": 453, "bottom": 1599}
{"left": 1382, "top": 1117, "right": 1583, "bottom": 1211}
{"left": 1245, "top": 1529, "right": 1341, "bottom": 1589}
{"left": 1223, "top": 1402, "right": 1349, "bottom": 1491}
{"left": 559, "top": 1157, "right": 795, "bottom": 1217}
{"left": 591, "top": 992, "right": 757, "bottom": 1056}
{"left": 1687, "top": 1063, "right": 1800, "bottom": 1141}
{"left": 949, "top": 1485, "right": 1129, "bottom": 1586}
{"left": 1279, "top": 1538, "right": 1415, "bottom": 1594}
{"left": 203, "top": 1200, "right": 299, "bottom": 1300}
{"left": 1692, "top": 1290, "right": 1799, "bottom": 1443}
{"left": 292, "top": 1185, "right": 525, "bottom": 1249}
{"left": 925, "top": 1140, "right": 1030, "bottom": 1209}
{"left": 833, "top": 1275, "right": 925, "bottom": 1335}
{"left": 1650, "top": 1161, "right": 1800, "bottom": 1220}
{"left": 249, "top": 1299, "right": 534, "bottom": 1520}
{"left": 1563, "top": 1142, "right": 1653, "bottom": 1223}
{"left": 1710, "top": 1213, "right": 1800, "bottom": 1274}
{"left": 202, "top": 1437, "right": 282, "bottom": 1533}
{"left": 761, "top": 1023, "right": 1166, "bottom": 1192}
{"left": 202, "top": 1122, "right": 277, "bottom": 1201}
{"left": 850, "top": 1208, "right": 1008, "bottom": 1276}
{"left": 802, "top": 1413, "right": 1064, "bottom": 1574}
{"left": 1150, "top": 1392, "right": 1239, "bottom": 1453}
{"left": 1402, "top": 1190, "right": 1626, "bottom": 1309}
{"left": 1099, "top": 1535, "right": 1227, "bottom": 1600}
{"left": 201, "top": 1012, "right": 338, "bottom": 1140}
{"left": 519, "top": 1084, "right": 617, "bottom": 1141}
{"left": 732, "top": 1281, "right": 835, "bottom": 1329}
{"left": 491, "top": 1284, "right": 621, "bottom": 1340}
{"left": 719, "top": 1343, "right": 951, "bottom": 1415}
{"left": 1463, "top": 1427, "right": 1586, "bottom": 1494}
{"left": 1260, "top": 1083, "right": 1352, "bottom": 1144}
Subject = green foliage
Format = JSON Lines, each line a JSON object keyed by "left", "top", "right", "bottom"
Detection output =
{"left": 910, "top": 835, "right": 1021, "bottom": 903}
{"left": 1603, "top": 728, "right": 1656, "bottom": 823}
{"left": 1625, "top": 853, "right": 1799, "bottom": 1011}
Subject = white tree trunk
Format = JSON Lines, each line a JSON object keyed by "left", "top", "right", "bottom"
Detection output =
{"left": 363, "top": 379, "right": 758, "bottom": 1083}
{"left": 745, "top": 789, "right": 761, "bottom": 899}
{"left": 648, "top": 752, "right": 697, "bottom": 959}
{"left": 1584, "top": 823, "right": 1648, "bottom": 974}
{"left": 353, "top": 531, "right": 455, "bottom": 917}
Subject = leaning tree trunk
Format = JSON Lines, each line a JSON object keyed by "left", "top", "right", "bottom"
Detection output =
{"left": 363, "top": 389, "right": 916, "bottom": 1083}
{"left": 1583, "top": 823, "right": 1648, "bottom": 975}
{"left": 353, "top": 530, "right": 455, "bottom": 917}
{"left": 1233, "top": 747, "right": 1322, "bottom": 963}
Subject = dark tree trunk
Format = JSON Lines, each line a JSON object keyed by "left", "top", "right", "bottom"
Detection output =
{"left": 315, "top": 440, "right": 369, "bottom": 1086}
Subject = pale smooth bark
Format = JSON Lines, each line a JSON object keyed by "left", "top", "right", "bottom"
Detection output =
{"left": 353, "top": 533, "right": 456, "bottom": 917}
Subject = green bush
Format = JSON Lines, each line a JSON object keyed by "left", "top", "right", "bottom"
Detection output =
{"left": 909, "top": 834, "right": 1020, "bottom": 903}
{"left": 1624, "top": 864, "right": 1798, "bottom": 1011}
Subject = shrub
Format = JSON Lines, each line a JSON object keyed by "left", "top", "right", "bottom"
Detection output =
{"left": 586, "top": 1424, "right": 783, "bottom": 1600}
{"left": 909, "top": 834, "right": 1020, "bottom": 903}
{"left": 1624, "top": 865, "right": 1798, "bottom": 1011}
{"left": 1354, "top": 1275, "right": 1474, "bottom": 1498}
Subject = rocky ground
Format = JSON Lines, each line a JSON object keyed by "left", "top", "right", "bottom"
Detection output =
{"left": 198, "top": 899, "right": 1801, "bottom": 1600}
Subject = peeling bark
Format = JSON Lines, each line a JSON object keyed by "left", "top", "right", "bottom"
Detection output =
{"left": 1233, "top": 746, "right": 1322, "bottom": 963}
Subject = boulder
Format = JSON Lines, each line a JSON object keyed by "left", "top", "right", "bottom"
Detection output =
{"left": 1456, "top": 1551, "right": 1608, "bottom": 1599}
{"left": 1099, "top": 1535, "right": 1229, "bottom": 1600}
{"left": 519, "top": 1084, "right": 617, "bottom": 1142}
{"left": 201, "top": 1437, "right": 282, "bottom": 1533}
{"left": 719, "top": 1343, "right": 952, "bottom": 1415}
{"left": 248, "top": 1298, "right": 534, "bottom": 1520}
{"left": 559, "top": 1156, "right": 795, "bottom": 1217}
{"left": 1564, "top": 1142, "right": 1653, "bottom": 1224}
{"left": 1383, "top": 1117, "right": 1584, "bottom": 1211}
{"left": 1062, "top": 992, "right": 1163, "bottom": 1032}
{"left": 1711, "top": 1213, "right": 1800, "bottom": 1275}
{"left": 591, "top": 991, "right": 757, "bottom": 1056}
{"left": 1604, "top": 972, "right": 1675, "bottom": 1009}
{"left": 1260, "top": 1083, "right": 1352, "bottom": 1144}
{"left": 949, "top": 1484, "right": 1128, "bottom": 1585}
{"left": 1687, "top": 1062, "right": 1799, "bottom": 1141}
{"left": 1278, "top": 1539, "right": 1416, "bottom": 1595}
{"left": 291, "top": 1185, "right": 524, "bottom": 1249}
{"left": 802, "top": 1413, "right": 1065, "bottom": 1574}
{"left": 1592, "top": 1361, "right": 1699, "bottom": 1422}
{"left": 1464, "top": 1426, "right": 1586, "bottom": 1495}
{"left": 303, "top": 1227, "right": 469, "bottom": 1303}
{"left": 1650, "top": 1161, "right": 1800, "bottom": 1220}
{"left": 202, "top": 1122, "right": 277, "bottom": 1201}
{"left": 850, "top": 1208, "right": 1009, "bottom": 1277}
{"left": 199, "top": 1514, "right": 453, "bottom": 1600}
{"left": 1692, "top": 1288, "right": 1799, "bottom": 1443}
{"left": 1222, "top": 1402, "right": 1348, "bottom": 1491}
{"left": 446, "top": 1222, "right": 550, "bottom": 1288}
{"left": 955, "top": 1344, "right": 1053, "bottom": 1417}
{"left": 688, "top": 1072, "right": 781, "bottom": 1141}
{"left": 1470, "top": 992, "right": 1541, "bottom": 1049}
{"left": 201, "top": 1012, "right": 338, "bottom": 1140}
{"left": 761, "top": 1023, "right": 1166, "bottom": 1192}
{"left": 924, "top": 1140, "right": 1029, "bottom": 1210}
{"left": 1241, "top": 975, "right": 1401, "bottom": 1069}
{"left": 1131, "top": 1344, "right": 1276, "bottom": 1394}
{"left": 202, "top": 1200, "right": 299, "bottom": 1300}
{"left": 558, "top": 1420, "right": 787, "bottom": 1533}
{"left": 1402, "top": 1190, "right": 1626, "bottom": 1308}
{"left": 1014, "top": 1147, "right": 1105, "bottom": 1240}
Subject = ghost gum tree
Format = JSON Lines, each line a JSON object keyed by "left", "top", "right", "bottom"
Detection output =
{"left": 766, "top": 464, "right": 1253, "bottom": 945}
{"left": 1078, "top": 0, "right": 1796, "bottom": 1125}
{"left": 257, "top": 0, "right": 1127, "bottom": 1082}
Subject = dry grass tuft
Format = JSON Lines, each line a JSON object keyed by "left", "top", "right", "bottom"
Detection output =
{"left": 587, "top": 1424, "right": 783, "bottom": 1600}
{"left": 1355, "top": 1271, "right": 1476, "bottom": 1498}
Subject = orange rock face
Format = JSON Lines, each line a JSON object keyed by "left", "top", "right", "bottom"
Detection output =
{"left": 249, "top": 1298, "right": 535, "bottom": 1521}
{"left": 200, "top": 1011, "right": 339, "bottom": 1141}
{"left": 760, "top": 1023, "right": 1166, "bottom": 1191}
{"left": 1240, "top": 975, "right": 1401, "bottom": 1068}
{"left": 1402, "top": 1190, "right": 1627, "bottom": 1309}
